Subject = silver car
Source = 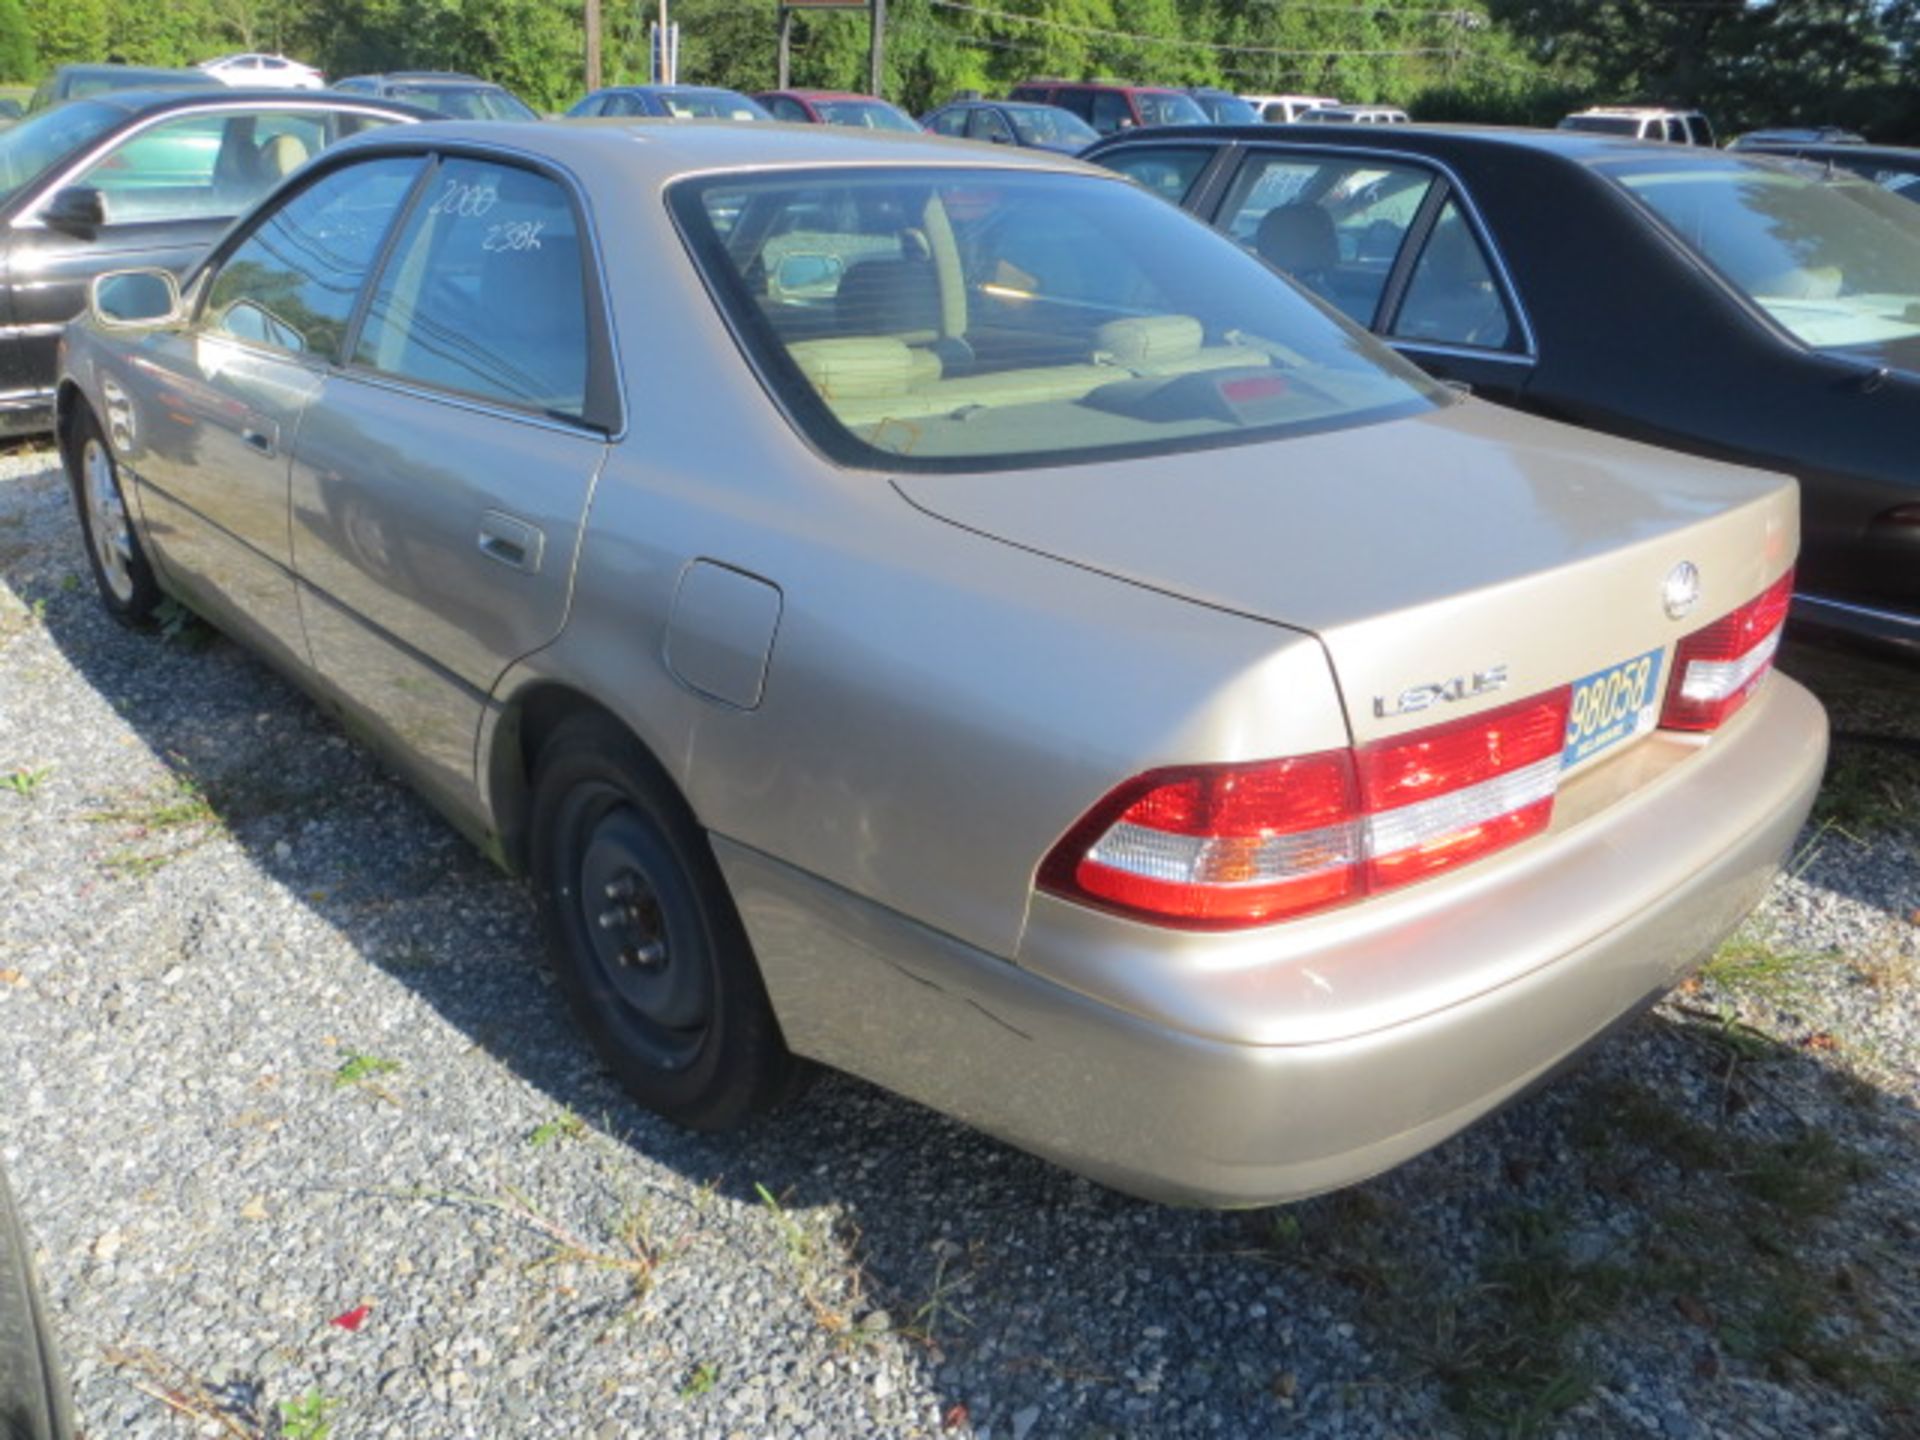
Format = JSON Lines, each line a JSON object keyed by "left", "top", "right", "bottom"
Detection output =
{"left": 56, "top": 122, "right": 1827, "bottom": 1206}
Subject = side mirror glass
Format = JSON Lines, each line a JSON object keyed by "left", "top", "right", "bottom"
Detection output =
{"left": 90, "top": 268, "right": 182, "bottom": 328}
{"left": 42, "top": 185, "right": 107, "bottom": 233}
{"left": 773, "top": 252, "right": 844, "bottom": 299}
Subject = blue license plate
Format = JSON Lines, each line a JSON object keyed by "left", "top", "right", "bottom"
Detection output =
{"left": 1562, "top": 648, "right": 1664, "bottom": 768}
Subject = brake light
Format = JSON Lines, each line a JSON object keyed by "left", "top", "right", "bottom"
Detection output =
{"left": 1660, "top": 569, "right": 1793, "bottom": 732}
{"left": 1039, "top": 687, "right": 1572, "bottom": 931}
{"left": 1358, "top": 690, "right": 1570, "bottom": 890}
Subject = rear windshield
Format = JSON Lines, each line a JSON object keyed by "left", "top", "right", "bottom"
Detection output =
{"left": 1192, "top": 92, "right": 1260, "bottom": 125}
{"left": 0, "top": 100, "right": 122, "bottom": 204}
{"left": 812, "top": 99, "right": 920, "bottom": 133}
{"left": 673, "top": 167, "right": 1441, "bottom": 472}
{"left": 394, "top": 85, "right": 537, "bottom": 121}
{"left": 1600, "top": 155, "right": 1920, "bottom": 367}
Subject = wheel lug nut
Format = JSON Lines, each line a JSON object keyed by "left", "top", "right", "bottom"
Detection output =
{"left": 605, "top": 877, "right": 636, "bottom": 902}
{"left": 597, "top": 908, "right": 623, "bottom": 930}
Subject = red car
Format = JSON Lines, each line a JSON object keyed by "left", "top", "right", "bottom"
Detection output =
{"left": 1008, "top": 79, "right": 1208, "bottom": 136}
{"left": 752, "top": 89, "right": 919, "bottom": 132}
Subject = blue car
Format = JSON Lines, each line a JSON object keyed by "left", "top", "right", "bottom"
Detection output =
{"left": 567, "top": 85, "right": 771, "bottom": 122}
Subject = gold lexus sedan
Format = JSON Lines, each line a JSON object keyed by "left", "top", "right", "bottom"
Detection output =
{"left": 55, "top": 121, "right": 1827, "bottom": 1206}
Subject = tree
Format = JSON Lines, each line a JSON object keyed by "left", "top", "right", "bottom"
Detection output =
{"left": 0, "top": 0, "right": 38, "bottom": 81}
{"left": 24, "top": 0, "right": 109, "bottom": 67}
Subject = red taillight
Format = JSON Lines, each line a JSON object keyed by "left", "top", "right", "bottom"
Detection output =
{"left": 1036, "top": 751, "right": 1363, "bottom": 929}
{"left": 1039, "top": 687, "right": 1572, "bottom": 931}
{"left": 1659, "top": 568, "right": 1793, "bottom": 733}
{"left": 1357, "top": 690, "right": 1571, "bottom": 890}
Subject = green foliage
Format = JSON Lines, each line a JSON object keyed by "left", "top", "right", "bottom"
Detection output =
{"left": 16, "top": 0, "right": 1920, "bottom": 141}
{"left": 0, "top": 0, "right": 38, "bottom": 81}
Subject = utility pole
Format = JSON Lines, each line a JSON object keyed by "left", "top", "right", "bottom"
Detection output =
{"left": 870, "top": 0, "right": 886, "bottom": 97}
{"left": 659, "top": 0, "right": 673, "bottom": 84}
{"left": 585, "top": 0, "right": 602, "bottom": 92}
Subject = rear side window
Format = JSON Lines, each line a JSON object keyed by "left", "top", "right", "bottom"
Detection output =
{"left": 1090, "top": 92, "right": 1131, "bottom": 134}
{"left": 1100, "top": 146, "right": 1215, "bottom": 206}
{"left": 1389, "top": 199, "right": 1514, "bottom": 351}
{"left": 925, "top": 108, "right": 967, "bottom": 138}
{"left": 203, "top": 154, "right": 425, "bottom": 357}
{"left": 765, "top": 95, "right": 809, "bottom": 122}
{"left": 1220, "top": 153, "right": 1437, "bottom": 325}
{"left": 353, "top": 158, "right": 591, "bottom": 418}
{"left": 674, "top": 167, "right": 1439, "bottom": 472}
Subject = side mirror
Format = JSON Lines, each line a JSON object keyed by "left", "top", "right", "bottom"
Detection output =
{"left": 988, "top": 131, "right": 1013, "bottom": 144}
{"left": 89, "top": 268, "right": 183, "bottom": 328}
{"left": 42, "top": 185, "right": 106, "bottom": 233}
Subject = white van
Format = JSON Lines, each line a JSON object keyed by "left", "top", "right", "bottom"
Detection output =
{"left": 1243, "top": 93, "right": 1339, "bottom": 124}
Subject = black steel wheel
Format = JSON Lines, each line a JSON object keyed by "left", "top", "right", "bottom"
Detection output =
{"left": 65, "top": 407, "right": 159, "bottom": 626}
{"left": 529, "top": 712, "right": 799, "bottom": 1130}
{"left": 0, "top": 1164, "right": 75, "bottom": 1440}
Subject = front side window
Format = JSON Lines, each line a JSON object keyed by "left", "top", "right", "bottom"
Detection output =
{"left": 925, "top": 108, "right": 968, "bottom": 139}
{"left": 766, "top": 95, "right": 809, "bottom": 123}
{"left": 1389, "top": 199, "right": 1514, "bottom": 351}
{"left": 204, "top": 155, "right": 425, "bottom": 357}
{"left": 1602, "top": 156, "right": 1920, "bottom": 365}
{"left": 970, "top": 109, "right": 1014, "bottom": 145}
{"left": 1219, "top": 153, "right": 1437, "bottom": 325}
{"left": 353, "top": 157, "right": 590, "bottom": 417}
{"left": 70, "top": 109, "right": 391, "bottom": 223}
{"left": 676, "top": 168, "right": 1440, "bottom": 471}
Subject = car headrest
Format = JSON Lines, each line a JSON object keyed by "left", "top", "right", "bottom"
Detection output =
{"left": 835, "top": 257, "right": 941, "bottom": 339}
{"left": 1094, "top": 314, "right": 1204, "bottom": 367}
{"left": 788, "top": 337, "right": 939, "bottom": 399}
{"left": 1255, "top": 203, "right": 1338, "bottom": 276}
{"left": 256, "top": 132, "right": 311, "bottom": 179}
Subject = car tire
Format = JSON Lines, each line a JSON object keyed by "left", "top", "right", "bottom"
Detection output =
{"left": 65, "top": 408, "right": 160, "bottom": 627}
{"left": 0, "top": 1166, "right": 76, "bottom": 1440}
{"left": 528, "top": 712, "right": 801, "bottom": 1131}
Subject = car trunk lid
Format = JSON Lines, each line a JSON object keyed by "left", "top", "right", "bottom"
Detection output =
{"left": 894, "top": 400, "right": 1798, "bottom": 748}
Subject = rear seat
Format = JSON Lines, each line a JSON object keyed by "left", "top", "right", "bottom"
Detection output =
{"left": 786, "top": 315, "right": 1269, "bottom": 429}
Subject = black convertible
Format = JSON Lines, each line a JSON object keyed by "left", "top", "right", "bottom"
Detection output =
{"left": 1085, "top": 125, "right": 1920, "bottom": 652}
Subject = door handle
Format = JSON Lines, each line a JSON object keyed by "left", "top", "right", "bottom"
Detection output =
{"left": 477, "top": 510, "right": 545, "bottom": 574}
{"left": 241, "top": 426, "right": 277, "bottom": 457}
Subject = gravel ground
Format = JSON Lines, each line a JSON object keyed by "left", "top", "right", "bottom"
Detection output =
{"left": 1, "top": 438, "right": 1916, "bottom": 1440}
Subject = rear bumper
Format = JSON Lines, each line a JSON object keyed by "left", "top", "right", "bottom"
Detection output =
{"left": 718, "top": 676, "right": 1827, "bottom": 1206}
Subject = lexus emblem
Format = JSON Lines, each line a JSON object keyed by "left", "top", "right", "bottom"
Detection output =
{"left": 1663, "top": 562, "right": 1701, "bottom": 620}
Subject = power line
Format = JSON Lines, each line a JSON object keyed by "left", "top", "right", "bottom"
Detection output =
{"left": 926, "top": 0, "right": 1478, "bottom": 56}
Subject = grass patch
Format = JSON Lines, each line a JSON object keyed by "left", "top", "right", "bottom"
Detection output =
{"left": 1698, "top": 933, "right": 1815, "bottom": 1001}
{"left": 1, "top": 765, "right": 50, "bottom": 798}
{"left": 1262, "top": 1076, "right": 1901, "bottom": 1436}
{"left": 1812, "top": 740, "right": 1920, "bottom": 838}
{"left": 527, "top": 1108, "right": 587, "bottom": 1149}
{"left": 279, "top": 1392, "right": 341, "bottom": 1440}
{"left": 88, "top": 768, "right": 224, "bottom": 878}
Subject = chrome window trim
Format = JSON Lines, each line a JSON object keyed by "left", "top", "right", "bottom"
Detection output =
{"left": 328, "top": 365, "right": 616, "bottom": 443}
{"left": 12, "top": 100, "right": 419, "bottom": 230}
{"left": 1392, "top": 339, "right": 1535, "bottom": 367}
{"left": 1217, "top": 140, "right": 1541, "bottom": 362}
